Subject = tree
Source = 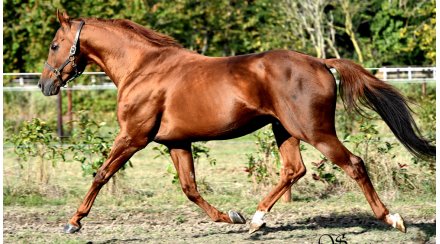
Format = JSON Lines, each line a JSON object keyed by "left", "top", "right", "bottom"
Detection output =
{"left": 3, "top": 0, "right": 435, "bottom": 73}
{"left": 336, "top": 0, "right": 370, "bottom": 63}
{"left": 369, "top": 0, "right": 435, "bottom": 66}
{"left": 152, "top": 0, "right": 285, "bottom": 57}
{"left": 411, "top": 0, "right": 435, "bottom": 64}
{"left": 3, "top": 1, "right": 58, "bottom": 73}
{"left": 3, "top": 0, "right": 148, "bottom": 73}
{"left": 283, "top": 0, "right": 342, "bottom": 59}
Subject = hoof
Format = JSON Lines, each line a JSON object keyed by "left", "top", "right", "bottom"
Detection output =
{"left": 249, "top": 222, "right": 266, "bottom": 234}
{"left": 63, "top": 223, "right": 81, "bottom": 234}
{"left": 249, "top": 210, "right": 266, "bottom": 234}
{"left": 387, "top": 213, "right": 406, "bottom": 233}
{"left": 228, "top": 210, "right": 246, "bottom": 224}
{"left": 394, "top": 214, "right": 406, "bottom": 233}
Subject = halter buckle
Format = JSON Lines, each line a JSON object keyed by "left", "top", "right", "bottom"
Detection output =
{"left": 69, "top": 45, "right": 77, "bottom": 55}
{"left": 54, "top": 69, "right": 61, "bottom": 77}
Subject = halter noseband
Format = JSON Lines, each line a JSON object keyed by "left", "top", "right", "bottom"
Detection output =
{"left": 45, "top": 20, "right": 85, "bottom": 86}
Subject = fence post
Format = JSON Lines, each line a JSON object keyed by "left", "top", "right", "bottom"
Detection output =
{"left": 57, "top": 92, "right": 64, "bottom": 138}
{"left": 67, "top": 85, "right": 73, "bottom": 136}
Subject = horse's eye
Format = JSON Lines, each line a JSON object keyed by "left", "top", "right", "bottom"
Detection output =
{"left": 50, "top": 43, "right": 59, "bottom": 51}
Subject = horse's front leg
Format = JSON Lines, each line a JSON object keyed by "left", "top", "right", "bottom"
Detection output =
{"left": 168, "top": 143, "right": 246, "bottom": 224}
{"left": 64, "top": 131, "right": 149, "bottom": 233}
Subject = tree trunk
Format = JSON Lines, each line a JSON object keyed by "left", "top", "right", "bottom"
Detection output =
{"left": 67, "top": 86, "right": 73, "bottom": 136}
{"left": 57, "top": 92, "right": 64, "bottom": 139}
{"left": 285, "top": 0, "right": 330, "bottom": 59}
{"left": 340, "top": 0, "right": 364, "bottom": 63}
{"left": 325, "top": 13, "right": 341, "bottom": 59}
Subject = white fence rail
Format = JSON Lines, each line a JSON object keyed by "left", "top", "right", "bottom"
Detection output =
{"left": 2, "top": 67, "right": 436, "bottom": 91}
{"left": 372, "top": 67, "right": 436, "bottom": 83}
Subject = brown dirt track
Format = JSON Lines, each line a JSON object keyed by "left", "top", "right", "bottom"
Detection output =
{"left": 4, "top": 200, "right": 435, "bottom": 243}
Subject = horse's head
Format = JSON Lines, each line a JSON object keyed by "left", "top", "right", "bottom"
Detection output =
{"left": 38, "top": 10, "right": 87, "bottom": 96}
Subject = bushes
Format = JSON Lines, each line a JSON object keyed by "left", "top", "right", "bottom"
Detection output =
{"left": 67, "top": 111, "right": 122, "bottom": 178}
{"left": 5, "top": 112, "right": 129, "bottom": 202}
{"left": 8, "top": 118, "right": 63, "bottom": 184}
{"left": 245, "top": 126, "right": 280, "bottom": 189}
{"left": 3, "top": 91, "right": 58, "bottom": 137}
{"left": 7, "top": 114, "right": 119, "bottom": 177}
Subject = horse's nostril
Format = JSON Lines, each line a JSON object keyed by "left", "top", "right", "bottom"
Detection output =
{"left": 38, "top": 82, "right": 42, "bottom": 89}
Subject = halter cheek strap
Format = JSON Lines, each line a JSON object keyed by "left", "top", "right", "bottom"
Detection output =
{"left": 45, "top": 20, "right": 85, "bottom": 86}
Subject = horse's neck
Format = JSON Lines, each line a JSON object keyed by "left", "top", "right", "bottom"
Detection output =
{"left": 81, "top": 23, "right": 164, "bottom": 87}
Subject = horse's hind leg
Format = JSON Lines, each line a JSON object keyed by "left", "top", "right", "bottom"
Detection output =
{"left": 271, "top": 69, "right": 405, "bottom": 232}
{"left": 168, "top": 143, "right": 246, "bottom": 224}
{"left": 310, "top": 133, "right": 406, "bottom": 232}
{"left": 249, "top": 123, "right": 306, "bottom": 233}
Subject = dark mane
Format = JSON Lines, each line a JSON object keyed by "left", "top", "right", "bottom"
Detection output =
{"left": 77, "top": 18, "right": 182, "bottom": 48}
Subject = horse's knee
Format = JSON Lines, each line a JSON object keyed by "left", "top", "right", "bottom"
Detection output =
{"left": 93, "top": 169, "right": 110, "bottom": 185}
{"left": 181, "top": 185, "right": 200, "bottom": 202}
{"left": 346, "top": 156, "right": 367, "bottom": 181}
{"left": 282, "top": 163, "right": 306, "bottom": 183}
{"left": 296, "top": 165, "right": 307, "bottom": 180}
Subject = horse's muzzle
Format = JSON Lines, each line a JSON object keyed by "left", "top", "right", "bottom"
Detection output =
{"left": 38, "top": 78, "right": 60, "bottom": 96}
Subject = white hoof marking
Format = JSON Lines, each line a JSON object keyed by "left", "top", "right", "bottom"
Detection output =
{"left": 386, "top": 213, "right": 406, "bottom": 233}
{"left": 250, "top": 210, "right": 266, "bottom": 226}
{"left": 388, "top": 213, "right": 399, "bottom": 228}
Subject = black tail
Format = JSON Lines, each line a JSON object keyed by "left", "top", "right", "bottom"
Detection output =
{"left": 324, "top": 58, "right": 435, "bottom": 159}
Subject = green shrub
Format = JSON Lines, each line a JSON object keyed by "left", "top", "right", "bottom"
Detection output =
{"left": 67, "top": 111, "right": 129, "bottom": 178}
{"left": 245, "top": 126, "right": 281, "bottom": 189}
{"left": 8, "top": 118, "right": 64, "bottom": 184}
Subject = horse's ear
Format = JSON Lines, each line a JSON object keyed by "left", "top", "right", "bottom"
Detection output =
{"left": 56, "top": 9, "right": 71, "bottom": 29}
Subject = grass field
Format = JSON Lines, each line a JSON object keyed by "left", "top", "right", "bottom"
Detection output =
{"left": 3, "top": 134, "right": 436, "bottom": 243}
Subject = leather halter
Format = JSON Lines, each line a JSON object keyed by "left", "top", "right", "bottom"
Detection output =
{"left": 45, "top": 20, "right": 85, "bottom": 86}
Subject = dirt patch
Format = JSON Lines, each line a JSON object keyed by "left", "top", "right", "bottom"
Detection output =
{"left": 4, "top": 204, "right": 435, "bottom": 244}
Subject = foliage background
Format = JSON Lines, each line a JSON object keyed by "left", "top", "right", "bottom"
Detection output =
{"left": 3, "top": 0, "right": 436, "bottom": 73}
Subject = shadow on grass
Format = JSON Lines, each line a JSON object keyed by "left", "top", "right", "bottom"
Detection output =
{"left": 246, "top": 212, "right": 435, "bottom": 241}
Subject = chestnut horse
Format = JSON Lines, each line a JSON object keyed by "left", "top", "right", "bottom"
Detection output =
{"left": 39, "top": 11, "right": 435, "bottom": 234}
